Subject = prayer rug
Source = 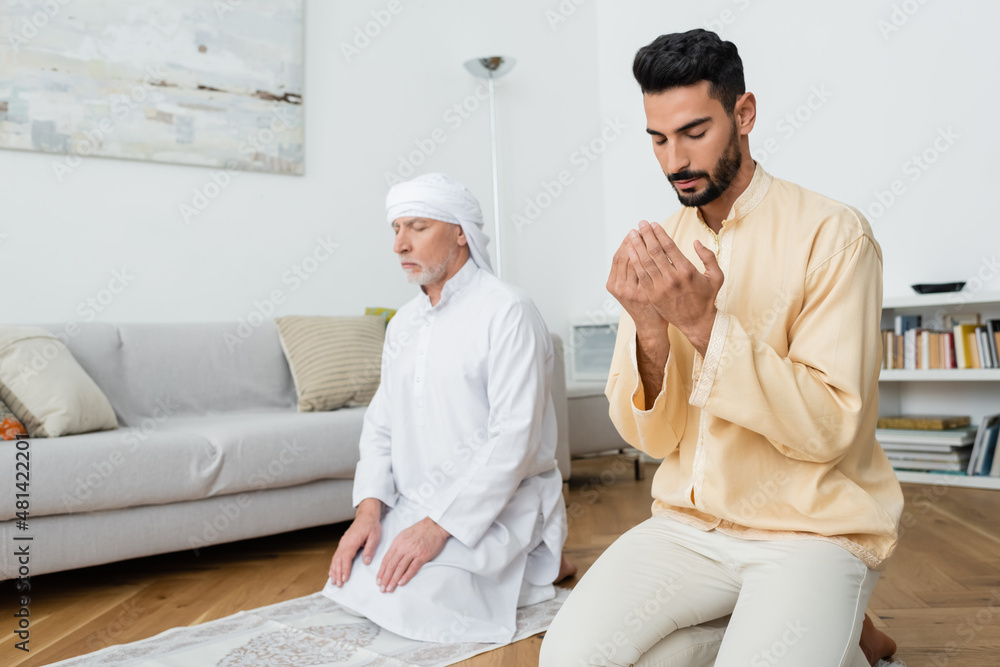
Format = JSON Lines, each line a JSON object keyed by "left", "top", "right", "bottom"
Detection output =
{"left": 48, "top": 588, "right": 569, "bottom": 666}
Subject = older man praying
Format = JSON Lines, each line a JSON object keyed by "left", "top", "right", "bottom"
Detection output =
{"left": 323, "top": 173, "right": 573, "bottom": 644}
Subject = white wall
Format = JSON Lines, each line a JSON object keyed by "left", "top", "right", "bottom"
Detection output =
{"left": 5, "top": 0, "right": 998, "bottom": 339}
{"left": 1, "top": 0, "right": 609, "bottom": 341}
{"left": 596, "top": 0, "right": 1000, "bottom": 300}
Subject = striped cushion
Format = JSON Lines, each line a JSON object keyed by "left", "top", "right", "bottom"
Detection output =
{"left": 275, "top": 316, "right": 386, "bottom": 412}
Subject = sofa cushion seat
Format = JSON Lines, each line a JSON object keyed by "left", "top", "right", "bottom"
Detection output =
{"left": 157, "top": 409, "right": 366, "bottom": 495}
{"left": 6, "top": 408, "right": 366, "bottom": 521}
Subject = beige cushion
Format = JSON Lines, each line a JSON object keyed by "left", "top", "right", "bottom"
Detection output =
{"left": 275, "top": 316, "right": 386, "bottom": 412}
{"left": 0, "top": 326, "right": 118, "bottom": 437}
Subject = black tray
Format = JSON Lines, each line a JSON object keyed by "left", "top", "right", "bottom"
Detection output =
{"left": 910, "top": 282, "right": 966, "bottom": 294}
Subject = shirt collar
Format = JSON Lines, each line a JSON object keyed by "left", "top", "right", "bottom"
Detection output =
{"left": 418, "top": 258, "right": 478, "bottom": 312}
{"left": 696, "top": 162, "right": 773, "bottom": 226}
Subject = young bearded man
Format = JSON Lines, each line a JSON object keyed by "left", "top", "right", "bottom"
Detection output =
{"left": 540, "top": 30, "right": 902, "bottom": 667}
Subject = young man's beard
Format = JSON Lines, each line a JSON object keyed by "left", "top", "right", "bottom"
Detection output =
{"left": 669, "top": 121, "right": 743, "bottom": 208}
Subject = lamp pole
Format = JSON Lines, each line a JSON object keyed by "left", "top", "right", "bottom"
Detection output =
{"left": 463, "top": 56, "right": 516, "bottom": 279}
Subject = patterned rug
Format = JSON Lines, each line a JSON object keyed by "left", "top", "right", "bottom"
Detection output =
{"left": 50, "top": 588, "right": 570, "bottom": 666}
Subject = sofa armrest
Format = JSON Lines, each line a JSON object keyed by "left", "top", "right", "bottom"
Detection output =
{"left": 550, "top": 334, "right": 571, "bottom": 481}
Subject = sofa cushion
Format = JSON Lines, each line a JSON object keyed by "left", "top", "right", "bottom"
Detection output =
{"left": 4, "top": 408, "right": 366, "bottom": 520}
{"left": 0, "top": 326, "right": 118, "bottom": 437}
{"left": 157, "top": 410, "right": 366, "bottom": 496}
{"left": 276, "top": 315, "right": 385, "bottom": 412}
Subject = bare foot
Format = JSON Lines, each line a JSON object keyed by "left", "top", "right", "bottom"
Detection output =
{"left": 860, "top": 613, "right": 897, "bottom": 666}
{"left": 554, "top": 556, "right": 578, "bottom": 583}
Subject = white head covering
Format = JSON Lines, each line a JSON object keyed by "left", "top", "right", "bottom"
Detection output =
{"left": 385, "top": 173, "right": 494, "bottom": 275}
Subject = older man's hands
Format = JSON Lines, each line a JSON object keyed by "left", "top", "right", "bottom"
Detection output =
{"left": 328, "top": 497, "right": 383, "bottom": 587}
{"left": 376, "top": 518, "right": 450, "bottom": 593}
{"left": 328, "top": 500, "right": 450, "bottom": 593}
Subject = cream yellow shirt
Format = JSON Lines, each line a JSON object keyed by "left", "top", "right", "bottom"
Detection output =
{"left": 607, "top": 165, "right": 903, "bottom": 569}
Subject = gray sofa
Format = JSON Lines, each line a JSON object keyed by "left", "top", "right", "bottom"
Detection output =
{"left": 0, "top": 321, "right": 570, "bottom": 580}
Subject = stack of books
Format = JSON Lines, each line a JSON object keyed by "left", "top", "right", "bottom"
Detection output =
{"left": 882, "top": 314, "right": 1000, "bottom": 370}
{"left": 876, "top": 414, "right": 1000, "bottom": 476}
{"left": 968, "top": 414, "right": 1000, "bottom": 476}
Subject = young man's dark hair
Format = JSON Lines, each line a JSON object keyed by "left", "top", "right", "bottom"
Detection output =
{"left": 633, "top": 29, "right": 745, "bottom": 115}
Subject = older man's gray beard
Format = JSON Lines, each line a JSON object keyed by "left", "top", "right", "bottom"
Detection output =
{"left": 403, "top": 247, "right": 458, "bottom": 285}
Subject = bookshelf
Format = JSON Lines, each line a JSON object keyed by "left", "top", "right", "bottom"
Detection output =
{"left": 880, "top": 290, "right": 1000, "bottom": 490}
{"left": 881, "top": 369, "right": 1000, "bottom": 381}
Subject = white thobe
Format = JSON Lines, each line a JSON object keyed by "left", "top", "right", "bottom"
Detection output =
{"left": 322, "top": 259, "right": 567, "bottom": 644}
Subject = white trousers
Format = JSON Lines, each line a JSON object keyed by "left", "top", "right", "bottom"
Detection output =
{"left": 540, "top": 516, "right": 878, "bottom": 667}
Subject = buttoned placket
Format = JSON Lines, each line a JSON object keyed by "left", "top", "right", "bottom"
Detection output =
{"left": 413, "top": 311, "right": 434, "bottom": 428}
{"left": 410, "top": 260, "right": 475, "bottom": 434}
{"left": 687, "top": 166, "right": 772, "bottom": 514}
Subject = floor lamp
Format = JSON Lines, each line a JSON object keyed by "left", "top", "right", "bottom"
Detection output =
{"left": 463, "top": 55, "right": 516, "bottom": 279}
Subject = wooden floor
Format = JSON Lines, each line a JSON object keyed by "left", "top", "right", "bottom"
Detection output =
{"left": 3, "top": 455, "right": 1000, "bottom": 666}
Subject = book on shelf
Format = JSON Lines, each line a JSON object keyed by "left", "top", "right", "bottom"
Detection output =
{"left": 942, "top": 313, "right": 980, "bottom": 329}
{"left": 967, "top": 413, "right": 1000, "bottom": 476}
{"left": 904, "top": 329, "right": 918, "bottom": 370}
{"left": 883, "top": 442, "right": 974, "bottom": 456}
{"left": 894, "top": 315, "right": 921, "bottom": 336}
{"left": 880, "top": 312, "right": 999, "bottom": 370}
{"left": 977, "top": 320, "right": 1000, "bottom": 368}
{"left": 877, "top": 425, "right": 977, "bottom": 447}
{"left": 889, "top": 453, "right": 969, "bottom": 471}
{"left": 887, "top": 449, "right": 972, "bottom": 465}
{"left": 977, "top": 327, "right": 989, "bottom": 369}
{"left": 881, "top": 424, "right": 976, "bottom": 473}
{"left": 955, "top": 323, "right": 979, "bottom": 369}
{"left": 877, "top": 415, "right": 971, "bottom": 430}
{"left": 890, "top": 458, "right": 970, "bottom": 473}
